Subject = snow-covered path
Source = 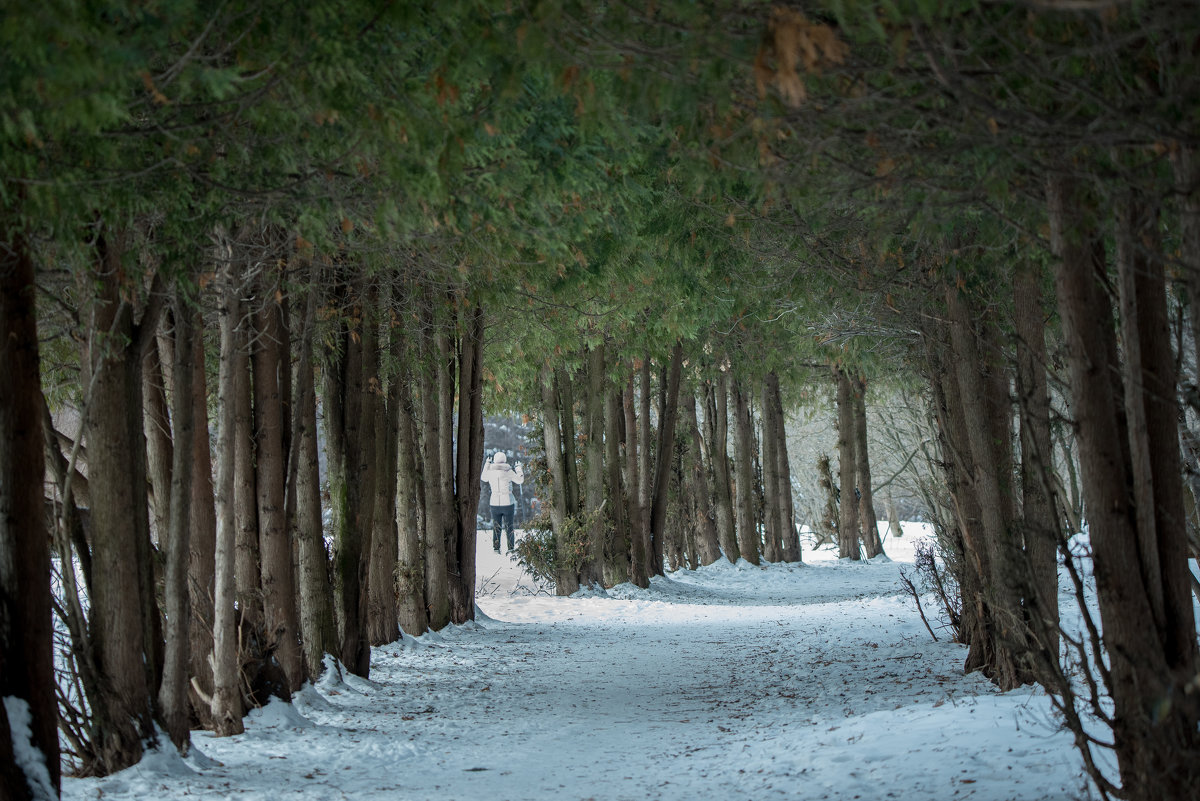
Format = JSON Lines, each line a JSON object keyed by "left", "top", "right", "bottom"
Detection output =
{"left": 64, "top": 533, "right": 1087, "bottom": 801}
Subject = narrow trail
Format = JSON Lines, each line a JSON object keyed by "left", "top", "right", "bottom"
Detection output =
{"left": 64, "top": 541, "right": 1084, "bottom": 801}
{"left": 360, "top": 605, "right": 936, "bottom": 800}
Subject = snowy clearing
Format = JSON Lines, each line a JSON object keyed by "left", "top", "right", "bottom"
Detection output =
{"left": 63, "top": 528, "right": 1088, "bottom": 801}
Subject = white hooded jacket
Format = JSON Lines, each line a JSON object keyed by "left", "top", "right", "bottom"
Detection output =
{"left": 481, "top": 454, "right": 524, "bottom": 506}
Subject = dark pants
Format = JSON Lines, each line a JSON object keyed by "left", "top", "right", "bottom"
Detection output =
{"left": 491, "top": 504, "right": 515, "bottom": 551}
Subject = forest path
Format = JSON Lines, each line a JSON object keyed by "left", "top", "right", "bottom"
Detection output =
{"left": 64, "top": 533, "right": 1085, "bottom": 801}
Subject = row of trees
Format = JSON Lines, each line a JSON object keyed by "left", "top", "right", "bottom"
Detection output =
{"left": 0, "top": 0, "right": 646, "bottom": 789}
{"left": 531, "top": 350, "right": 814, "bottom": 593}
{"left": 5, "top": 2, "right": 1200, "bottom": 801}
{"left": 3, "top": 3, "right": 893, "bottom": 794}
{"left": 538, "top": 0, "right": 1200, "bottom": 797}
{"left": 745, "top": 3, "right": 1200, "bottom": 799}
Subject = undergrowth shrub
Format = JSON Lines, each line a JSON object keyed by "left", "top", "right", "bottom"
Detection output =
{"left": 513, "top": 508, "right": 596, "bottom": 587}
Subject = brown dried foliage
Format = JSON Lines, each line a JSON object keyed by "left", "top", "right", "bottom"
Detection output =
{"left": 754, "top": 7, "right": 848, "bottom": 107}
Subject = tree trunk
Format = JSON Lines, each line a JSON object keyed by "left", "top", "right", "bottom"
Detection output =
{"left": 541, "top": 366, "right": 580, "bottom": 595}
{"left": 211, "top": 264, "right": 244, "bottom": 735}
{"left": 187, "top": 310, "right": 217, "bottom": 727}
{"left": 604, "top": 374, "right": 632, "bottom": 584}
{"left": 368, "top": 364, "right": 400, "bottom": 644}
{"left": 159, "top": 291, "right": 194, "bottom": 749}
{"left": 368, "top": 303, "right": 402, "bottom": 645}
{"left": 395, "top": 363, "right": 428, "bottom": 636}
{"left": 759, "top": 377, "right": 782, "bottom": 563}
{"left": 1048, "top": 173, "right": 1200, "bottom": 796}
{"left": 732, "top": 376, "right": 761, "bottom": 565}
{"left": 853, "top": 375, "right": 883, "bottom": 559}
{"left": 539, "top": 367, "right": 567, "bottom": 541}
{"left": 766, "top": 372, "right": 800, "bottom": 562}
{"left": 143, "top": 330, "right": 173, "bottom": 547}
{"left": 1013, "top": 259, "right": 1059, "bottom": 672}
{"left": 637, "top": 359, "right": 655, "bottom": 572}
{"left": 1174, "top": 145, "right": 1200, "bottom": 416}
{"left": 583, "top": 343, "right": 607, "bottom": 586}
{"left": 1117, "top": 196, "right": 1191, "bottom": 646}
{"left": 450, "top": 304, "right": 485, "bottom": 622}
{"left": 0, "top": 214, "right": 59, "bottom": 796}
{"left": 623, "top": 372, "right": 649, "bottom": 588}
{"left": 324, "top": 290, "right": 370, "bottom": 673}
{"left": 816, "top": 454, "right": 839, "bottom": 549}
{"left": 291, "top": 283, "right": 336, "bottom": 678}
{"left": 648, "top": 343, "right": 685, "bottom": 575}
{"left": 664, "top": 433, "right": 688, "bottom": 571}
{"left": 559, "top": 366, "right": 581, "bottom": 518}
{"left": 947, "top": 281, "right": 1031, "bottom": 690}
{"left": 351, "top": 302, "right": 380, "bottom": 668}
{"left": 1170, "top": 145, "right": 1200, "bottom": 606}
{"left": 80, "top": 228, "right": 160, "bottom": 772}
{"left": 835, "top": 366, "right": 859, "bottom": 560}
{"left": 419, "top": 311, "right": 452, "bottom": 629}
{"left": 708, "top": 373, "right": 739, "bottom": 562}
{"left": 233, "top": 321, "right": 261, "bottom": 628}
{"left": 683, "top": 389, "right": 722, "bottom": 565}
{"left": 926, "top": 325, "right": 994, "bottom": 672}
{"left": 253, "top": 291, "right": 303, "bottom": 690}
{"left": 436, "top": 328, "right": 454, "bottom": 575}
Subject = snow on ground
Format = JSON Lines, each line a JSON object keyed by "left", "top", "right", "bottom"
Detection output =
{"left": 63, "top": 526, "right": 1089, "bottom": 801}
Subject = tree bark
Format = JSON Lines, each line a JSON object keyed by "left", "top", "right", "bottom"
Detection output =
{"left": 418, "top": 305, "right": 452, "bottom": 629}
{"left": 541, "top": 366, "right": 580, "bottom": 595}
{"left": 637, "top": 359, "right": 655, "bottom": 572}
{"left": 253, "top": 290, "right": 303, "bottom": 690}
{"left": 1013, "top": 259, "right": 1059, "bottom": 670}
{"left": 708, "top": 373, "right": 739, "bottom": 562}
{"left": 683, "top": 389, "right": 722, "bottom": 565}
{"left": 835, "top": 366, "right": 859, "bottom": 560}
{"left": 233, "top": 320, "right": 261, "bottom": 628}
{"left": 759, "top": 377, "right": 782, "bottom": 563}
{"left": 1048, "top": 173, "right": 1200, "bottom": 795}
{"left": 211, "top": 262, "right": 244, "bottom": 735}
{"left": 926, "top": 325, "right": 993, "bottom": 672}
{"left": 368, "top": 304, "right": 402, "bottom": 645}
{"left": 368, "top": 365, "right": 400, "bottom": 644}
{"left": 436, "top": 327, "right": 454, "bottom": 575}
{"left": 853, "top": 375, "right": 883, "bottom": 559}
{"left": 159, "top": 291, "right": 194, "bottom": 749}
{"left": 583, "top": 343, "right": 607, "bottom": 586}
{"left": 395, "top": 363, "right": 428, "bottom": 636}
{"left": 80, "top": 227, "right": 160, "bottom": 772}
{"left": 187, "top": 310, "right": 217, "bottom": 727}
{"left": 816, "top": 454, "right": 839, "bottom": 549}
{"left": 623, "top": 372, "right": 649, "bottom": 588}
{"left": 143, "top": 330, "right": 173, "bottom": 547}
{"left": 604, "top": 372, "right": 632, "bottom": 584}
{"left": 348, "top": 293, "right": 380, "bottom": 669}
{"left": 648, "top": 343, "right": 685, "bottom": 574}
{"left": 947, "top": 281, "right": 1030, "bottom": 690}
{"left": 1174, "top": 145, "right": 1200, "bottom": 415}
{"left": 732, "top": 376, "right": 761, "bottom": 565}
{"left": 450, "top": 303, "right": 485, "bottom": 622}
{"left": 539, "top": 367, "right": 568, "bottom": 543}
{"left": 0, "top": 213, "right": 59, "bottom": 795}
{"left": 1117, "top": 196, "right": 1191, "bottom": 647}
{"left": 291, "top": 283, "right": 336, "bottom": 677}
{"left": 766, "top": 372, "right": 800, "bottom": 562}
{"left": 559, "top": 366, "right": 581, "bottom": 518}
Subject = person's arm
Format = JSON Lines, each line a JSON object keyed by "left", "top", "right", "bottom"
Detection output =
{"left": 512, "top": 462, "right": 524, "bottom": 485}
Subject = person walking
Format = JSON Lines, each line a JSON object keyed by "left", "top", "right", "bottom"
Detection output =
{"left": 481, "top": 451, "right": 524, "bottom": 553}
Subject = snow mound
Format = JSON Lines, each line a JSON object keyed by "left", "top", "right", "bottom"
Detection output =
{"left": 246, "top": 697, "right": 315, "bottom": 730}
